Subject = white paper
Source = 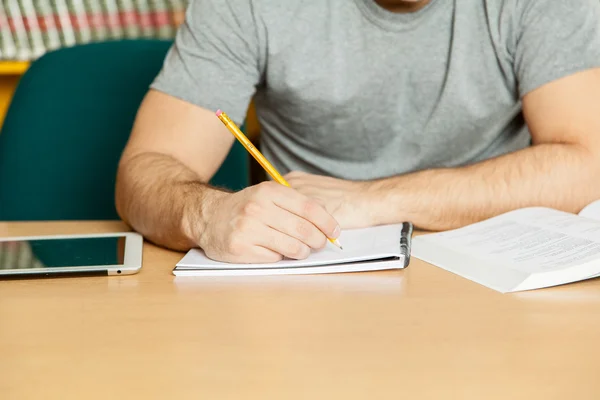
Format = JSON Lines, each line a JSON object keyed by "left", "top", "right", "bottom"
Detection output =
{"left": 412, "top": 207, "right": 600, "bottom": 292}
{"left": 578, "top": 199, "right": 600, "bottom": 221}
{"left": 175, "top": 224, "right": 407, "bottom": 276}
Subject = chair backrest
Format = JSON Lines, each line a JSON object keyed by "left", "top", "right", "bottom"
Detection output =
{"left": 0, "top": 40, "right": 249, "bottom": 221}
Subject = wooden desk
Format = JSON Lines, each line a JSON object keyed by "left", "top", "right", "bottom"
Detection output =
{"left": 1, "top": 221, "right": 600, "bottom": 399}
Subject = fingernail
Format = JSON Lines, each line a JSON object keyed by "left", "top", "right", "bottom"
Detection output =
{"left": 333, "top": 225, "right": 341, "bottom": 238}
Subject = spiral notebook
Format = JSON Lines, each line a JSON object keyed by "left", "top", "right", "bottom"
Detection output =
{"left": 173, "top": 224, "right": 409, "bottom": 276}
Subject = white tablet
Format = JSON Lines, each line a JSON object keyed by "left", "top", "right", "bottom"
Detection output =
{"left": 0, "top": 232, "right": 143, "bottom": 278}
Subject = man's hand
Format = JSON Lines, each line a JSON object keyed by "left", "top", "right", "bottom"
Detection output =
{"left": 190, "top": 181, "right": 341, "bottom": 263}
{"left": 285, "top": 171, "right": 375, "bottom": 229}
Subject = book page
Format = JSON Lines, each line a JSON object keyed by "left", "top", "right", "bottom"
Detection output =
{"left": 177, "top": 224, "right": 405, "bottom": 269}
{"left": 415, "top": 207, "right": 600, "bottom": 275}
{"left": 578, "top": 199, "right": 600, "bottom": 221}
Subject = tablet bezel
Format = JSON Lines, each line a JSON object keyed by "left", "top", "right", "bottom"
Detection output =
{"left": 0, "top": 232, "right": 143, "bottom": 277}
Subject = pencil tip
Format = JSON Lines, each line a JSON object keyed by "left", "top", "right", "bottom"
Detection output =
{"left": 330, "top": 238, "right": 343, "bottom": 250}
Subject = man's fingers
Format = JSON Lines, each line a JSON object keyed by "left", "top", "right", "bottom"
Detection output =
{"left": 270, "top": 186, "right": 340, "bottom": 240}
{"left": 252, "top": 223, "right": 312, "bottom": 260}
{"left": 247, "top": 246, "right": 284, "bottom": 263}
{"left": 263, "top": 204, "right": 328, "bottom": 250}
{"left": 205, "top": 245, "right": 283, "bottom": 264}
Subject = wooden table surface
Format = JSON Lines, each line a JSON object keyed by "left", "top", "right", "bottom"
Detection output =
{"left": 1, "top": 221, "right": 600, "bottom": 399}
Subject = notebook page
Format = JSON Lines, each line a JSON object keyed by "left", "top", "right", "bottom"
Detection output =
{"left": 177, "top": 224, "right": 404, "bottom": 269}
{"left": 578, "top": 200, "right": 600, "bottom": 221}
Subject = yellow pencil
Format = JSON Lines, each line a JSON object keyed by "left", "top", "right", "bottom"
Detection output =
{"left": 216, "top": 109, "right": 343, "bottom": 250}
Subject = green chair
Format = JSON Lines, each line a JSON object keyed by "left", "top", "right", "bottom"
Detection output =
{"left": 0, "top": 40, "right": 249, "bottom": 221}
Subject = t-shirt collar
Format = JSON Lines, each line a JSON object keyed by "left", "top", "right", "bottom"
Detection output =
{"left": 353, "top": 0, "right": 441, "bottom": 31}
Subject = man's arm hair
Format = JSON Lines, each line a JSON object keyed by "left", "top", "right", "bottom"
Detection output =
{"left": 115, "top": 90, "right": 235, "bottom": 250}
{"left": 369, "top": 142, "right": 597, "bottom": 230}
{"left": 116, "top": 152, "right": 220, "bottom": 251}
{"left": 365, "top": 68, "right": 600, "bottom": 230}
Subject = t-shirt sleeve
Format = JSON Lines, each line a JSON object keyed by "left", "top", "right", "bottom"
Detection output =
{"left": 514, "top": 0, "right": 600, "bottom": 97}
{"left": 150, "top": 0, "right": 264, "bottom": 125}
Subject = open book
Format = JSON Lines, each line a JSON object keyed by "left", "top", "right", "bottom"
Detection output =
{"left": 412, "top": 200, "right": 600, "bottom": 293}
{"left": 173, "top": 224, "right": 408, "bottom": 276}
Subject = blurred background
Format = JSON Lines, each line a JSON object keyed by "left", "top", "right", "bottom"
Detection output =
{"left": 0, "top": 0, "right": 196, "bottom": 126}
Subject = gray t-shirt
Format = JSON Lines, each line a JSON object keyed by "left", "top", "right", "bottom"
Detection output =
{"left": 151, "top": 0, "right": 600, "bottom": 180}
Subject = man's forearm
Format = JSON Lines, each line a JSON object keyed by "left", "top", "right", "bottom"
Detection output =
{"left": 115, "top": 152, "right": 224, "bottom": 251}
{"left": 368, "top": 143, "right": 600, "bottom": 230}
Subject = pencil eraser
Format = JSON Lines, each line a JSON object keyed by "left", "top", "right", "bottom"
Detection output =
{"left": 215, "top": 109, "right": 223, "bottom": 117}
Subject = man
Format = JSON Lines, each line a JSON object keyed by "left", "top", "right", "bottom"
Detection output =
{"left": 115, "top": 0, "right": 600, "bottom": 263}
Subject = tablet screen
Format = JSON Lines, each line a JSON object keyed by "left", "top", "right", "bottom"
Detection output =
{"left": 0, "top": 237, "right": 126, "bottom": 271}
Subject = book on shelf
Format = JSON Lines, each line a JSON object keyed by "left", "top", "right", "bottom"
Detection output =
{"left": 0, "top": 0, "right": 188, "bottom": 62}
{"left": 118, "top": 0, "right": 141, "bottom": 39}
{"left": 54, "top": 0, "right": 77, "bottom": 47}
{"left": 35, "top": 0, "right": 62, "bottom": 52}
{"left": 5, "top": 0, "right": 30, "bottom": 60}
{"left": 133, "top": 0, "right": 154, "bottom": 39}
{"left": 20, "top": 0, "right": 46, "bottom": 58}
{"left": 69, "top": 0, "right": 93, "bottom": 44}
{"left": 84, "top": 0, "right": 108, "bottom": 41}
{"left": 0, "top": 2, "right": 18, "bottom": 59}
